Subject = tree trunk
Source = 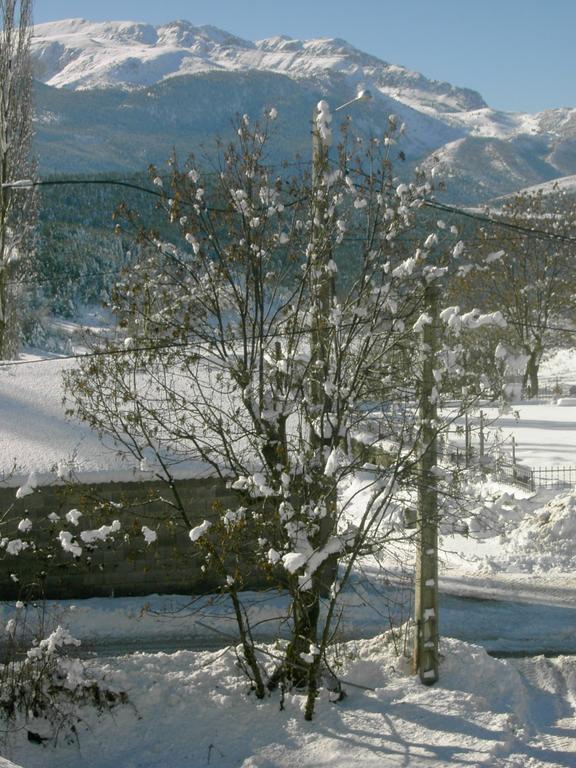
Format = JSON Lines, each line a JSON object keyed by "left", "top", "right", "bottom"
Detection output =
{"left": 265, "top": 580, "right": 320, "bottom": 693}
{"left": 0, "top": 279, "right": 6, "bottom": 357}
{"left": 284, "top": 586, "right": 320, "bottom": 687}
{"left": 523, "top": 348, "right": 541, "bottom": 398}
{"left": 0, "top": 0, "right": 34, "bottom": 359}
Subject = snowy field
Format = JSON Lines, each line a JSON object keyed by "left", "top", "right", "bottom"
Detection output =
{"left": 3, "top": 349, "right": 576, "bottom": 483}
{"left": 2, "top": 348, "right": 576, "bottom": 767}
{"left": 0, "top": 355, "right": 217, "bottom": 486}
{"left": 436, "top": 348, "right": 576, "bottom": 468}
{"left": 469, "top": 402, "right": 576, "bottom": 467}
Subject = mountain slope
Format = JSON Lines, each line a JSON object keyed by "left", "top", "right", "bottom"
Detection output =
{"left": 33, "top": 70, "right": 464, "bottom": 174}
{"left": 418, "top": 134, "right": 564, "bottom": 202}
{"left": 30, "top": 18, "right": 576, "bottom": 203}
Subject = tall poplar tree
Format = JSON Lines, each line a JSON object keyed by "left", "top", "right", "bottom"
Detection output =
{"left": 0, "top": 0, "right": 34, "bottom": 357}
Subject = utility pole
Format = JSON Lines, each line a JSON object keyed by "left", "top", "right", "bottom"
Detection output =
{"left": 309, "top": 99, "right": 333, "bottom": 446}
{"left": 308, "top": 91, "right": 370, "bottom": 452}
{"left": 308, "top": 93, "right": 370, "bottom": 596}
{"left": 414, "top": 283, "right": 440, "bottom": 685}
{"left": 308, "top": 100, "right": 337, "bottom": 598}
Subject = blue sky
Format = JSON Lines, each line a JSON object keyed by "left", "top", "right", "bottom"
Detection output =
{"left": 34, "top": 0, "right": 574, "bottom": 113}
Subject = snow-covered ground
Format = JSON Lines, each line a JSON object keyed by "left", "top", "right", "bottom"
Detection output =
{"left": 0, "top": 356, "right": 126, "bottom": 484}
{"left": 2, "top": 347, "right": 576, "bottom": 767}
{"left": 3, "top": 632, "right": 576, "bottom": 768}
{"left": 440, "top": 348, "right": 576, "bottom": 467}
{"left": 2, "top": 474, "right": 576, "bottom": 768}
{"left": 450, "top": 398, "right": 576, "bottom": 467}
{"left": 3, "top": 348, "right": 576, "bottom": 483}
{"left": 0, "top": 355, "right": 216, "bottom": 486}
{"left": 463, "top": 402, "right": 576, "bottom": 466}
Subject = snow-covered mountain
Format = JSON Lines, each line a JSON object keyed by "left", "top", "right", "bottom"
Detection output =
{"left": 32, "top": 18, "right": 485, "bottom": 111}
{"left": 30, "top": 18, "right": 576, "bottom": 203}
{"left": 519, "top": 174, "right": 576, "bottom": 197}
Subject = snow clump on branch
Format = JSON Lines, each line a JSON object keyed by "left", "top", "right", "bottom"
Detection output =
{"left": 189, "top": 519, "right": 212, "bottom": 542}
{"left": 315, "top": 100, "right": 332, "bottom": 145}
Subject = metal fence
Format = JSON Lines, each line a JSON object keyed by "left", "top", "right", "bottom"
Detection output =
{"left": 496, "top": 461, "right": 576, "bottom": 491}
{"left": 497, "top": 460, "right": 535, "bottom": 491}
{"left": 531, "top": 465, "right": 576, "bottom": 489}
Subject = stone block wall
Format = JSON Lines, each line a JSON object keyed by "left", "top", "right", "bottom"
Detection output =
{"left": 0, "top": 477, "right": 270, "bottom": 600}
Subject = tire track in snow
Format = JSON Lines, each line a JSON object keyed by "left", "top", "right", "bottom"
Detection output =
{"left": 511, "top": 656, "right": 576, "bottom": 761}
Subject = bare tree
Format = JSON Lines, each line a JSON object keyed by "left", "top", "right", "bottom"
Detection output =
{"left": 0, "top": 0, "right": 34, "bottom": 358}
{"left": 454, "top": 189, "right": 576, "bottom": 397}
{"left": 64, "top": 108, "right": 505, "bottom": 717}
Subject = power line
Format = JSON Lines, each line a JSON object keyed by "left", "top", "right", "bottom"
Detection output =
{"left": 422, "top": 199, "right": 576, "bottom": 244}
{"left": 4, "top": 176, "right": 576, "bottom": 337}
{"left": 6, "top": 175, "right": 576, "bottom": 244}
{"left": 3, "top": 160, "right": 312, "bottom": 195}
{"left": 344, "top": 162, "right": 576, "bottom": 243}
{"left": 4, "top": 178, "right": 164, "bottom": 199}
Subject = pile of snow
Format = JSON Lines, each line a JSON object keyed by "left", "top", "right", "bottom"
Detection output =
{"left": 4, "top": 634, "right": 554, "bottom": 768}
{"left": 452, "top": 488, "right": 528, "bottom": 540}
{"left": 446, "top": 483, "right": 576, "bottom": 576}
{"left": 503, "top": 489, "right": 576, "bottom": 572}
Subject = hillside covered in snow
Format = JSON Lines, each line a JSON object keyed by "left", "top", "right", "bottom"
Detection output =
{"left": 30, "top": 19, "right": 576, "bottom": 203}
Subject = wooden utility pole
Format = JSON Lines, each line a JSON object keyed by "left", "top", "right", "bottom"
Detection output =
{"left": 308, "top": 101, "right": 337, "bottom": 598}
{"left": 414, "top": 283, "right": 440, "bottom": 685}
{"left": 308, "top": 94, "right": 370, "bottom": 595}
{"left": 309, "top": 100, "right": 333, "bottom": 439}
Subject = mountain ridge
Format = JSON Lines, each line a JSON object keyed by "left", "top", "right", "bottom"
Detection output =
{"left": 30, "top": 18, "right": 576, "bottom": 204}
{"left": 31, "top": 18, "right": 486, "bottom": 114}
